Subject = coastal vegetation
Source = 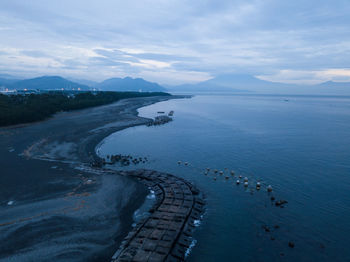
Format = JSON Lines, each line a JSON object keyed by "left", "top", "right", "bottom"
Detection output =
{"left": 0, "top": 91, "right": 170, "bottom": 126}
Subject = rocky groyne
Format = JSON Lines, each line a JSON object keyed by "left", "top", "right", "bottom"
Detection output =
{"left": 147, "top": 115, "right": 173, "bottom": 126}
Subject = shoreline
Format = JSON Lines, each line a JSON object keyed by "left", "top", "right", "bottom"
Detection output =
{"left": 87, "top": 95, "right": 205, "bottom": 261}
{"left": 0, "top": 95, "right": 196, "bottom": 261}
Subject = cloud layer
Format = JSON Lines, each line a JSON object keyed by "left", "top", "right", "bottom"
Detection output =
{"left": 0, "top": 0, "right": 350, "bottom": 84}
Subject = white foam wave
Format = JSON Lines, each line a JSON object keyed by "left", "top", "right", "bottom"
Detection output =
{"left": 193, "top": 219, "right": 201, "bottom": 227}
{"left": 147, "top": 190, "right": 155, "bottom": 199}
{"left": 185, "top": 239, "right": 197, "bottom": 258}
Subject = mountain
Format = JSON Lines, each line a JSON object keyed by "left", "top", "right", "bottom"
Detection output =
{"left": 201, "top": 74, "right": 284, "bottom": 88}
{"left": 0, "top": 78, "right": 19, "bottom": 87}
{"left": 96, "top": 77, "right": 166, "bottom": 92}
{"left": 1, "top": 75, "right": 166, "bottom": 92}
{"left": 9, "top": 76, "right": 90, "bottom": 91}
{"left": 168, "top": 74, "right": 293, "bottom": 93}
{"left": 168, "top": 74, "right": 350, "bottom": 95}
{"left": 2, "top": 73, "right": 349, "bottom": 95}
{"left": 0, "top": 74, "right": 22, "bottom": 88}
{"left": 0, "top": 73, "right": 22, "bottom": 80}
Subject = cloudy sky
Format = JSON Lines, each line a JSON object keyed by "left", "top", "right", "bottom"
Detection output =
{"left": 0, "top": 0, "right": 350, "bottom": 84}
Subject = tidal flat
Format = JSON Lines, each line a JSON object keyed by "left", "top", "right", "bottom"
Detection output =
{"left": 0, "top": 96, "right": 179, "bottom": 262}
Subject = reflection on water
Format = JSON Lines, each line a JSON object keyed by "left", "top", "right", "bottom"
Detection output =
{"left": 98, "top": 95, "right": 350, "bottom": 262}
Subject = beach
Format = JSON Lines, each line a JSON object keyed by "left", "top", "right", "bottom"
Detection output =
{"left": 0, "top": 96, "right": 182, "bottom": 261}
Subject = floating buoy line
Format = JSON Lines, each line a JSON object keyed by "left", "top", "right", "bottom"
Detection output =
{"left": 175, "top": 159, "right": 294, "bottom": 250}
{"left": 175, "top": 159, "right": 287, "bottom": 208}
{"left": 100, "top": 153, "right": 284, "bottom": 207}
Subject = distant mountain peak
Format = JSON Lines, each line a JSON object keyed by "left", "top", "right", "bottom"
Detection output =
{"left": 167, "top": 73, "right": 350, "bottom": 95}
{"left": 6, "top": 75, "right": 90, "bottom": 90}
{"left": 96, "top": 77, "right": 165, "bottom": 92}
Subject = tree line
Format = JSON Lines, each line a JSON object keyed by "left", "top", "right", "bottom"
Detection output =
{"left": 0, "top": 91, "right": 170, "bottom": 126}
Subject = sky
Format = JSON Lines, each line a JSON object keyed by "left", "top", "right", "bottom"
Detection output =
{"left": 0, "top": 0, "right": 350, "bottom": 85}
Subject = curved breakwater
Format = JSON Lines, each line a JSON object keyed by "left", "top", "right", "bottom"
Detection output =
{"left": 111, "top": 169, "right": 204, "bottom": 261}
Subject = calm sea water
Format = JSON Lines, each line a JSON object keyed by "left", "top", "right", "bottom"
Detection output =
{"left": 98, "top": 94, "right": 350, "bottom": 262}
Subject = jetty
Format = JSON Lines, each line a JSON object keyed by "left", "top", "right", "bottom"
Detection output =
{"left": 111, "top": 169, "right": 205, "bottom": 262}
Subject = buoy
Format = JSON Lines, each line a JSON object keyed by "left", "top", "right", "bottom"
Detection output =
{"left": 206, "top": 168, "right": 210, "bottom": 171}
{"left": 267, "top": 185, "right": 273, "bottom": 192}
{"left": 230, "top": 170, "right": 235, "bottom": 176}
{"left": 239, "top": 175, "right": 242, "bottom": 178}
{"left": 244, "top": 177, "right": 248, "bottom": 182}
{"left": 213, "top": 177, "right": 217, "bottom": 181}
{"left": 236, "top": 180, "right": 240, "bottom": 184}
{"left": 178, "top": 161, "right": 181, "bottom": 164}
{"left": 244, "top": 181, "right": 249, "bottom": 187}
{"left": 225, "top": 176, "right": 229, "bottom": 180}
{"left": 219, "top": 171, "right": 224, "bottom": 175}
{"left": 184, "top": 162, "right": 188, "bottom": 166}
{"left": 256, "top": 182, "right": 261, "bottom": 190}
{"left": 214, "top": 169, "right": 218, "bottom": 173}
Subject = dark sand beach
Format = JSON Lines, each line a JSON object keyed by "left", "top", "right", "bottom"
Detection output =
{"left": 0, "top": 96, "right": 179, "bottom": 262}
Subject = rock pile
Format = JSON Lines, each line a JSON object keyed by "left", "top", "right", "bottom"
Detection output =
{"left": 147, "top": 116, "right": 173, "bottom": 126}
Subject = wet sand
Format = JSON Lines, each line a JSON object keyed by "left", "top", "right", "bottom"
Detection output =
{"left": 0, "top": 96, "right": 181, "bottom": 262}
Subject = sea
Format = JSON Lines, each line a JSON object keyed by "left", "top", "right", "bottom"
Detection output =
{"left": 97, "top": 94, "right": 350, "bottom": 262}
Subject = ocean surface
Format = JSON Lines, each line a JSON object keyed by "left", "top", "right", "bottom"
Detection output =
{"left": 98, "top": 94, "right": 350, "bottom": 262}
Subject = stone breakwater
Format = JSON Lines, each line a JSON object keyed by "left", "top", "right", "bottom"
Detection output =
{"left": 111, "top": 169, "right": 205, "bottom": 262}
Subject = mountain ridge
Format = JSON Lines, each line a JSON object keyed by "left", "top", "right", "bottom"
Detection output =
{"left": 167, "top": 74, "right": 350, "bottom": 95}
{"left": 95, "top": 77, "right": 166, "bottom": 92}
{"left": 7, "top": 76, "right": 90, "bottom": 91}
{"left": 0, "top": 75, "right": 166, "bottom": 92}
{"left": 1, "top": 73, "right": 350, "bottom": 95}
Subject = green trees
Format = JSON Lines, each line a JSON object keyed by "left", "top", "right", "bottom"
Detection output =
{"left": 0, "top": 91, "right": 170, "bottom": 126}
